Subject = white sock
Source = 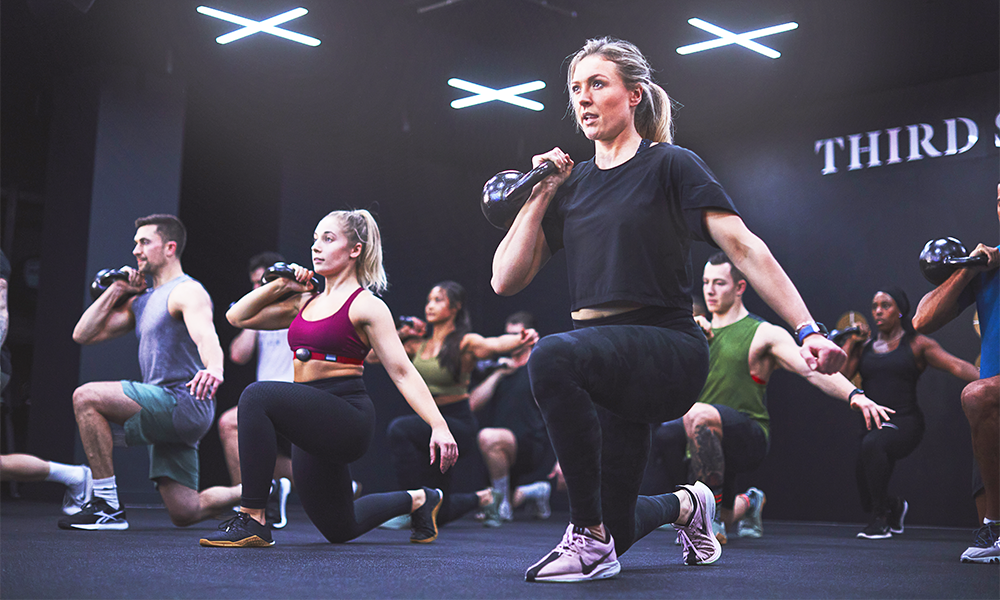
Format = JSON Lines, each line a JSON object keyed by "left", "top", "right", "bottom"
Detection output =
{"left": 985, "top": 518, "right": 1000, "bottom": 525}
{"left": 517, "top": 481, "right": 548, "bottom": 501}
{"left": 92, "top": 476, "right": 120, "bottom": 509}
{"left": 491, "top": 475, "right": 509, "bottom": 499}
{"left": 45, "top": 462, "right": 84, "bottom": 487}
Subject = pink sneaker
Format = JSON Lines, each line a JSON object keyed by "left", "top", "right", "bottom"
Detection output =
{"left": 525, "top": 524, "right": 621, "bottom": 582}
{"left": 673, "top": 481, "right": 722, "bottom": 565}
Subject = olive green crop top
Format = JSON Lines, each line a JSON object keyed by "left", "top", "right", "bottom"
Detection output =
{"left": 411, "top": 340, "right": 470, "bottom": 397}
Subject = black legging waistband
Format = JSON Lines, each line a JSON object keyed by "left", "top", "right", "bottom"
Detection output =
{"left": 300, "top": 375, "right": 366, "bottom": 394}
{"left": 573, "top": 305, "right": 696, "bottom": 330}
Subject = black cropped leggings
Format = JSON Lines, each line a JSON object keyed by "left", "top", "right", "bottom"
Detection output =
{"left": 387, "top": 399, "right": 481, "bottom": 525}
{"left": 855, "top": 412, "right": 925, "bottom": 515}
{"left": 238, "top": 377, "right": 412, "bottom": 543}
{"left": 527, "top": 308, "right": 710, "bottom": 555}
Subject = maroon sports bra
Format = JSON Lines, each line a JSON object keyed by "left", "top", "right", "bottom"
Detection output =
{"left": 287, "top": 287, "right": 369, "bottom": 364}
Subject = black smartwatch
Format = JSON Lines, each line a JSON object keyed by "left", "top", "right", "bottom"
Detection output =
{"left": 795, "top": 322, "right": 828, "bottom": 346}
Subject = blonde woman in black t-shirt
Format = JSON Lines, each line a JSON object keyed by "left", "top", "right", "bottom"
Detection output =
{"left": 491, "top": 37, "right": 853, "bottom": 583}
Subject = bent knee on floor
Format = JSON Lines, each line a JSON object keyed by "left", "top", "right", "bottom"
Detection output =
{"left": 682, "top": 403, "right": 722, "bottom": 436}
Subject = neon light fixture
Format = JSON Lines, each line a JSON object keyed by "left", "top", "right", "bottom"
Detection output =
{"left": 448, "top": 79, "right": 546, "bottom": 111}
{"left": 196, "top": 6, "right": 321, "bottom": 46}
{"left": 676, "top": 18, "right": 797, "bottom": 59}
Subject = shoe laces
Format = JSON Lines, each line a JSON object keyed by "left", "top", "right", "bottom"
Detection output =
{"left": 554, "top": 527, "right": 587, "bottom": 556}
{"left": 218, "top": 512, "right": 252, "bottom": 532}
{"left": 972, "top": 522, "right": 1000, "bottom": 546}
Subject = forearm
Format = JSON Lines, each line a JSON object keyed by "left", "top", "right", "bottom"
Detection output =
{"left": 72, "top": 286, "right": 129, "bottom": 344}
{"left": 195, "top": 333, "right": 226, "bottom": 374}
{"left": 392, "top": 368, "right": 448, "bottom": 429}
{"left": 913, "top": 269, "right": 975, "bottom": 333}
{"left": 226, "top": 280, "right": 294, "bottom": 327}
{"left": 228, "top": 329, "right": 257, "bottom": 365}
{"left": 475, "top": 333, "right": 523, "bottom": 359}
{"left": 804, "top": 370, "right": 857, "bottom": 402}
{"left": 727, "top": 234, "right": 812, "bottom": 329}
{"left": 469, "top": 371, "right": 503, "bottom": 412}
{"left": 491, "top": 188, "right": 552, "bottom": 296}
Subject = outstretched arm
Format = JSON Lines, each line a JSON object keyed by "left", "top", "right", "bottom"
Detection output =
{"left": 764, "top": 323, "right": 894, "bottom": 429}
{"left": 917, "top": 335, "right": 979, "bottom": 382}
{"left": 461, "top": 329, "right": 539, "bottom": 360}
{"left": 706, "top": 210, "right": 846, "bottom": 374}
{"left": 359, "top": 295, "right": 459, "bottom": 472}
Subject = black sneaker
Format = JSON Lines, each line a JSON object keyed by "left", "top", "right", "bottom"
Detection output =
{"left": 265, "top": 478, "right": 292, "bottom": 529}
{"left": 410, "top": 487, "right": 443, "bottom": 543}
{"left": 200, "top": 512, "right": 274, "bottom": 547}
{"left": 57, "top": 498, "right": 128, "bottom": 531}
{"left": 857, "top": 514, "right": 892, "bottom": 539}
{"left": 888, "top": 497, "right": 908, "bottom": 534}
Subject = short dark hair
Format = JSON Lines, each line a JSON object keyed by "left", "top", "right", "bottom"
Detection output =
{"left": 134, "top": 214, "right": 187, "bottom": 257}
{"left": 248, "top": 251, "right": 285, "bottom": 275}
{"left": 505, "top": 311, "right": 536, "bottom": 330}
{"left": 707, "top": 251, "right": 746, "bottom": 284}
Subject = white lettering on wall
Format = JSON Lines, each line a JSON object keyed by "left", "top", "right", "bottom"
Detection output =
{"left": 816, "top": 117, "right": 982, "bottom": 175}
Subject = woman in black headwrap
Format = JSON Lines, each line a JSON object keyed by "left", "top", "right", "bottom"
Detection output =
{"left": 840, "top": 286, "right": 979, "bottom": 539}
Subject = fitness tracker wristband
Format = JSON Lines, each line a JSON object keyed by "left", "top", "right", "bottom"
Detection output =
{"left": 848, "top": 388, "right": 865, "bottom": 403}
{"left": 795, "top": 321, "right": 828, "bottom": 345}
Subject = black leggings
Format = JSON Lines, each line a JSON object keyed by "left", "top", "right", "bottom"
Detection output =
{"left": 528, "top": 307, "right": 710, "bottom": 555}
{"left": 644, "top": 406, "right": 769, "bottom": 508}
{"left": 387, "top": 399, "right": 482, "bottom": 525}
{"left": 238, "top": 377, "right": 412, "bottom": 543}
{"left": 855, "top": 412, "right": 925, "bottom": 515}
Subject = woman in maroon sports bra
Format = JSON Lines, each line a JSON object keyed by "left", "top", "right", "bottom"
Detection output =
{"left": 200, "top": 209, "right": 459, "bottom": 548}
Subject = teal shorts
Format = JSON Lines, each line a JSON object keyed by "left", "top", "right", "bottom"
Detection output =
{"left": 121, "top": 381, "right": 199, "bottom": 490}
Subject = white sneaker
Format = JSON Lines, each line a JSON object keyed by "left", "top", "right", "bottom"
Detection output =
{"left": 525, "top": 524, "right": 620, "bottom": 582}
{"left": 961, "top": 522, "right": 1000, "bottom": 563}
{"left": 673, "top": 482, "right": 722, "bottom": 565}
{"left": 61, "top": 465, "right": 93, "bottom": 516}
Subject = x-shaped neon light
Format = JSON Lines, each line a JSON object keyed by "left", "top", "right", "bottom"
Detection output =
{"left": 676, "top": 18, "right": 797, "bottom": 59}
{"left": 196, "top": 6, "right": 321, "bottom": 46}
{"left": 448, "top": 79, "right": 546, "bottom": 111}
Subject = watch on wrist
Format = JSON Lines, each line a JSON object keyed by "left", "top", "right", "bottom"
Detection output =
{"left": 795, "top": 321, "right": 828, "bottom": 346}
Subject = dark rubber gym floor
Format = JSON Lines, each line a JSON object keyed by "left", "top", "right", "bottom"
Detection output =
{"left": 1, "top": 500, "right": 997, "bottom": 599}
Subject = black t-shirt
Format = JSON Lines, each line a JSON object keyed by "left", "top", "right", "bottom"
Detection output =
{"left": 476, "top": 366, "right": 547, "bottom": 445}
{"left": 542, "top": 141, "right": 739, "bottom": 312}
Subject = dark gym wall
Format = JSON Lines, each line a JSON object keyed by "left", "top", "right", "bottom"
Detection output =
{"left": 28, "top": 67, "right": 188, "bottom": 504}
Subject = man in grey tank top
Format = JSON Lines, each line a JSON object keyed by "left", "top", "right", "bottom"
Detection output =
{"left": 59, "top": 214, "right": 240, "bottom": 531}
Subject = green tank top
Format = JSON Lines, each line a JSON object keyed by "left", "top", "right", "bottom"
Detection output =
{"left": 412, "top": 340, "right": 470, "bottom": 397}
{"left": 697, "top": 314, "right": 770, "bottom": 439}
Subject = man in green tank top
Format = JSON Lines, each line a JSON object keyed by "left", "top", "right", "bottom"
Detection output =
{"left": 647, "top": 253, "right": 892, "bottom": 543}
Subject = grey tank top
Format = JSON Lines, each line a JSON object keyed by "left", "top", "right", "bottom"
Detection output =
{"left": 131, "top": 274, "right": 213, "bottom": 445}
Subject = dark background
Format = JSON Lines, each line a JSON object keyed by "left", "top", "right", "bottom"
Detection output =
{"left": 1, "top": 0, "right": 997, "bottom": 526}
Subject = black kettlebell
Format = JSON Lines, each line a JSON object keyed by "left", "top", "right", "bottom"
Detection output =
{"left": 481, "top": 161, "right": 557, "bottom": 230}
{"left": 261, "top": 262, "right": 322, "bottom": 291}
{"left": 918, "top": 237, "right": 989, "bottom": 286}
{"left": 90, "top": 268, "right": 130, "bottom": 301}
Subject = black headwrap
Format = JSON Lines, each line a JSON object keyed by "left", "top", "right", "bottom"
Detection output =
{"left": 877, "top": 285, "right": 913, "bottom": 333}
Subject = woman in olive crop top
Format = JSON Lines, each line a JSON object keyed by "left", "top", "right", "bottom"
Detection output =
{"left": 386, "top": 280, "right": 538, "bottom": 528}
{"left": 200, "top": 209, "right": 459, "bottom": 548}
{"left": 840, "top": 287, "right": 978, "bottom": 540}
{"left": 492, "top": 37, "right": 853, "bottom": 582}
